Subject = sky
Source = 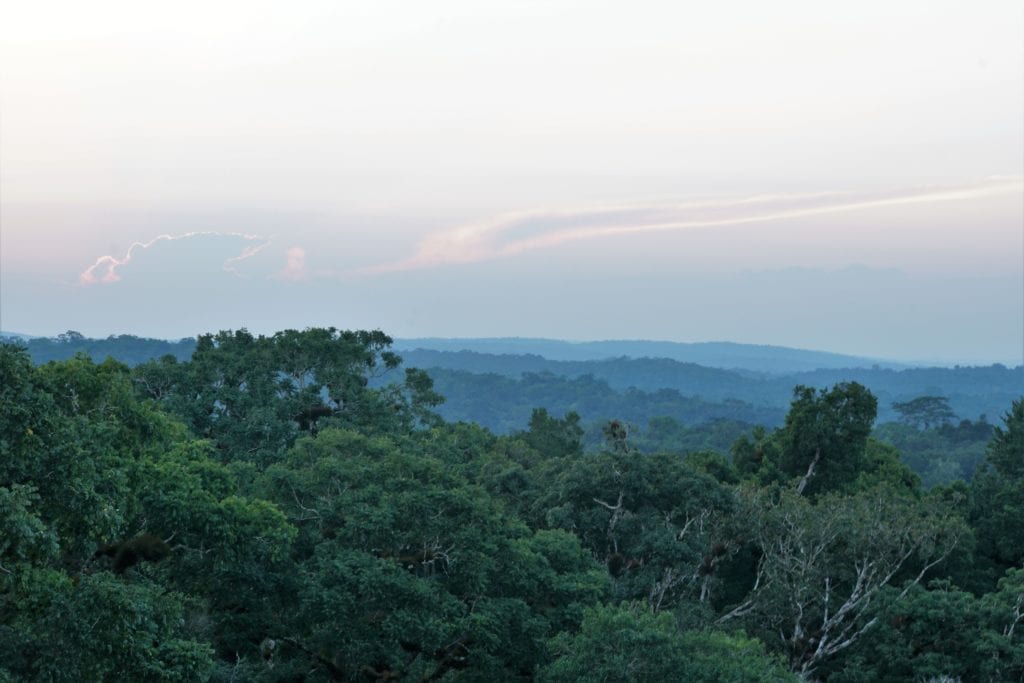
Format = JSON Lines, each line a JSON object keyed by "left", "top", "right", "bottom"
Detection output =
{"left": 1, "top": 0, "right": 1022, "bottom": 364}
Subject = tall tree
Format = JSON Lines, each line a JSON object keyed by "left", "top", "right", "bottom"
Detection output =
{"left": 968, "top": 399, "right": 1024, "bottom": 588}
{"left": 777, "top": 383, "right": 878, "bottom": 496}
{"left": 984, "top": 399, "right": 1024, "bottom": 479}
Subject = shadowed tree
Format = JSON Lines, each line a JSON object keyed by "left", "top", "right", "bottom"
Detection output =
{"left": 892, "top": 396, "right": 957, "bottom": 430}
{"left": 968, "top": 399, "right": 1024, "bottom": 588}
{"left": 540, "top": 603, "right": 795, "bottom": 682}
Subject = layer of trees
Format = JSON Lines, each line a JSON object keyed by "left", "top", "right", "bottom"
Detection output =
{"left": 16, "top": 333, "right": 1015, "bottom": 486}
{"left": 392, "top": 349, "right": 1021, "bottom": 422}
{"left": 16, "top": 331, "right": 197, "bottom": 366}
{"left": 18, "top": 334, "right": 1020, "bottom": 425}
{"left": 2, "top": 328, "right": 1022, "bottom": 681}
{"left": 417, "top": 369, "right": 784, "bottom": 435}
{"left": 874, "top": 416, "right": 994, "bottom": 488}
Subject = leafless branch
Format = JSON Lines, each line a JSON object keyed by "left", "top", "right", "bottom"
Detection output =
{"left": 1005, "top": 592, "right": 1023, "bottom": 639}
{"left": 795, "top": 448, "right": 821, "bottom": 495}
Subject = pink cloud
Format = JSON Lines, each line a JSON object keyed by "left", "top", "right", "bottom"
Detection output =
{"left": 274, "top": 246, "right": 308, "bottom": 281}
{"left": 355, "top": 178, "right": 1023, "bottom": 276}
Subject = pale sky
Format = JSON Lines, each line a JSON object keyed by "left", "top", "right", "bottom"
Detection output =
{"left": 1, "top": 1, "right": 1022, "bottom": 363}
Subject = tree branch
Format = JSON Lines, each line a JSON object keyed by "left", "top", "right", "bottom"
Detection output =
{"left": 795, "top": 447, "right": 821, "bottom": 495}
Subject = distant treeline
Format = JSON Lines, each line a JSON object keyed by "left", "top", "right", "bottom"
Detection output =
{"left": 13, "top": 331, "right": 196, "bottom": 366}
{"left": 10, "top": 331, "right": 1015, "bottom": 486}
{"left": 391, "top": 366, "right": 998, "bottom": 487}
{"left": 411, "top": 368, "right": 785, "bottom": 435}
{"left": 390, "top": 336, "right": 906, "bottom": 372}
{"left": 16, "top": 333, "right": 1020, "bottom": 424}
{"left": 396, "top": 348, "right": 1021, "bottom": 423}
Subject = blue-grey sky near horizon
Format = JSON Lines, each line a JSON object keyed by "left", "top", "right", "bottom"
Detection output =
{"left": 1, "top": 1, "right": 1022, "bottom": 364}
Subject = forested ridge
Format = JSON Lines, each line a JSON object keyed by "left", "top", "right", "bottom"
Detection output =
{"left": 14, "top": 332, "right": 197, "bottom": 367}
{"left": 388, "top": 338, "right": 903, "bottom": 373}
{"left": 15, "top": 332, "right": 1014, "bottom": 488}
{"left": 391, "top": 349, "right": 1020, "bottom": 425}
{"left": 2, "top": 328, "right": 1023, "bottom": 681}
{"left": 17, "top": 335, "right": 1020, "bottom": 425}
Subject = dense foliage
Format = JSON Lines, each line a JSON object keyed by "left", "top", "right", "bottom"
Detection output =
{"left": 18, "top": 333, "right": 1020, "bottom": 426}
{"left": 16, "top": 332, "right": 1017, "bottom": 485}
{"left": 2, "top": 328, "right": 1021, "bottom": 681}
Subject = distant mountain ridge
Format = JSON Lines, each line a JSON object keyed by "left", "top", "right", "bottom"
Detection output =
{"left": 6, "top": 330, "right": 1018, "bottom": 432}
{"left": 392, "top": 337, "right": 910, "bottom": 373}
{"left": 8, "top": 332, "right": 913, "bottom": 373}
{"left": 393, "top": 348, "right": 1021, "bottom": 424}
{"left": 9, "top": 333, "right": 196, "bottom": 366}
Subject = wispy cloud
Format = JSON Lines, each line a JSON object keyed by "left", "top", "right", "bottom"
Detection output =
{"left": 357, "top": 178, "right": 1023, "bottom": 275}
{"left": 79, "top": 231, "right": 272, "bottom": 285}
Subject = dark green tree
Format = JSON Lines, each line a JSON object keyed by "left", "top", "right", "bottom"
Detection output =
{"left": 968, "top": 399, "right": 1024, "bottom": 589}
{"left": 777, "top": 383, "right": 878, "bottom": 496}
{"left": 540, "top": 603, "right": 794, "bottom": 682}
{"left": 537, "top": 448, "right": 734, "bottom": 611}
{"left": 984, "top": 398, "right": 1024, "bottom": 479}
{"left": 893, "top": 396, "right": 957, "bottom": 430}
{"left": 522, "top": 408, "right": 584, "bottom": 458}
{"left": 254, "top": 427, "right": 607, "bottom": 679}
{"left": 825, "top": 575, "right": 1024, "bottom": 683}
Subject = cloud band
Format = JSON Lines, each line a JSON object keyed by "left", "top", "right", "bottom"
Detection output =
{"left": 357, "top": 178, "right": 1023, "bottom": 275}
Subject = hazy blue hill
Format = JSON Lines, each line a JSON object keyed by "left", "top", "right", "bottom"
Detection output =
{"left": 420, "top": 368, "right": 785, "bottom": 435}
{"left": 397, "top": 350, "right": 768, "bottom": 399}
{"left": 396, "top": 349, "right": 1020, "bottom": 423}
{"left": 11, "top": 332, "right": 1017, "bottom": 427}
{"left": 15, "top": 333, "right": 197, "bottom": 366}
{"left": 784, "top": 365, "right": 1023, "bottom": 423}
{"left": 392, "top": 337, "right": 907, "bottom": 373}
{"left": 17, "top": 333, "right": 895, "bottom": 373}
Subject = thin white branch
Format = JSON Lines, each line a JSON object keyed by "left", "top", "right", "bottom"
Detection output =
{"left": 795, "top": 447, "right": 821, "bottom": 495}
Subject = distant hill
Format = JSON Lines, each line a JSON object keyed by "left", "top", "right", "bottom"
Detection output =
{"left": 8, "top": 332, "right": 913, "bottom": 372}
{"left": 414, "top": 368, "right": 785, "bottom": 435}
{"left": 0, "top": 331, "right": 37, "bottom": 341}
{"left": 394, "top": 349, "right": 1021, "bottom": 424}
{"left": 11, "top": 333, "right": 196, "bottom": 366}
{"left": 392, "top": 337, "right": 909, "bottom": 373}
{"left": 9, "top": 331, "right": 1017, "bottom": 427}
